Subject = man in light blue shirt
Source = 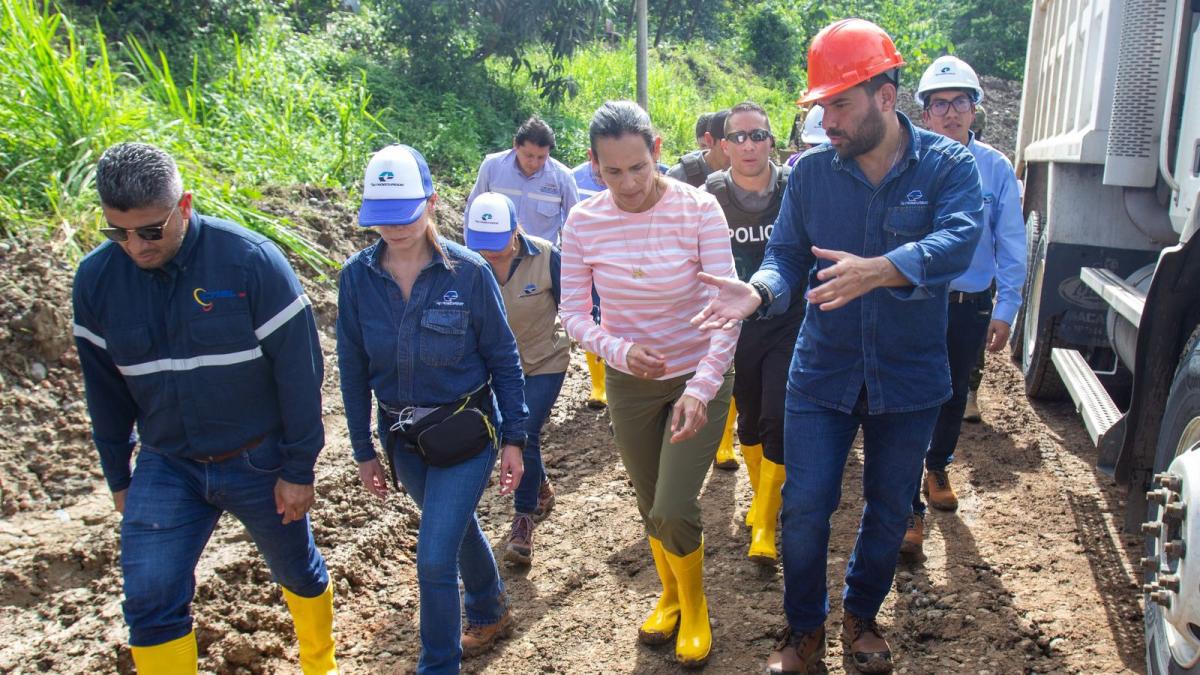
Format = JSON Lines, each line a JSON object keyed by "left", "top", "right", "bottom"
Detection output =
{"left": 902, "top": 55, "right": 1027, "bottom": 556}
{"left": 467, "top": 116, "right": 579, "bottom": 242}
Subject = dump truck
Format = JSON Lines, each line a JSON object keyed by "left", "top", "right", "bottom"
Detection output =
{"left": 1013, "top": 0, "right": 1200, "bottom": 671}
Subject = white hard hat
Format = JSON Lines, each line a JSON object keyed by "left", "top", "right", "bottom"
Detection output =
{"left": 915, "top": 55, "right": 984, "bottom": 107}
{"left": 800, "top": 106, "right": 829, "bottom": 145}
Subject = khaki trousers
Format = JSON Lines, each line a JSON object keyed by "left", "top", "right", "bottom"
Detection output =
{"left": 606, "top": 367, "right": 734, "bottom": 556}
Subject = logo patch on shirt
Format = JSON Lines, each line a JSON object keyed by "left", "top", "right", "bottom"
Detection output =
{"left": 538, "top": 184, "right": 560, "bottom": 195}
{"left": 521, "top": 283, "right": 538, "bottom": 296}
{"left": 983, "top": 192, "right": 994, "bottom": 205}
{"left": 437, "top": 290, "right": 464, "bottom": 307}
{"left": 193, "top": 288, "right": 246, "bottom": 312}
{"left": 901, "top": 190, "right": 928, "bottom": 206}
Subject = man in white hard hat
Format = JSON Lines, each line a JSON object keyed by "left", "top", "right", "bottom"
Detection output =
{"left": 902, "top": 55, "right": 1027, "bottom": 557}
{"left": 786, "top": 107, "right": 830, "bottom": 167}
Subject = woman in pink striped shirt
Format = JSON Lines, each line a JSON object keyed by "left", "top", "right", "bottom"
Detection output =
{"left": 559, "top": 100, "right": 739, "bottom": 667}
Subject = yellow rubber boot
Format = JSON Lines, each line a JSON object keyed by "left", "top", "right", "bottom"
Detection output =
{"left": 638, "top": 537, "right": 680, "bottom": 645}
{"left": 749, "top": 459, "right": 786, "bottom": 564}
{"left": 713, "top": 399, "right": 738, "bottom": 470}
{"left": 282, "top": 582, "right": 338, "bottom": 675}
{"left": 741, "top": 443, "right": 763, "bottom": 527}
{"left": 664, "top": 544, "right": 711, "bottom": 667}
{"left": 585, "top": 352, "right": 607, "bottom": 409}
{"left": 131, "top": 631, "right": 198, "bottom": 674}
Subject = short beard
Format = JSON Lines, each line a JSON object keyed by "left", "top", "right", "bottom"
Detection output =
{"left": 831, "top": 104, "right": 886, "bottom": 160}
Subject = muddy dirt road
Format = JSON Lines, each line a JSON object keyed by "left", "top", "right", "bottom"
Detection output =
{"left": 0, "top": 201, "right": 1147, "bottom": 673}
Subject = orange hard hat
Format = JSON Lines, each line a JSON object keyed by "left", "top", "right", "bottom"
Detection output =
{"left": 798, "top": 18, "right": 906, "bottom": 106}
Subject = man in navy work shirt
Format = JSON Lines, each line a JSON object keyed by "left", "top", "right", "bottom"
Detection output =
{"left": 693, "top": 20, "right": 982, "bottom": 674}
{"left": 467, "top": 115, "right": 579, "bottom": 243}
{"left": 72, "top": 143, "right": 337, "bottom": 674}
{"left": 901, "top": 55, "right": 1027, "bottom": 557}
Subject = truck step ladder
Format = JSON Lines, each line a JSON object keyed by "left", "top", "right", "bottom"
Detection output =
{"left": 1079, "top": 267, "right": 1145, "bottom": 327}
{"left": 1051, "top": 347, "right": 1123, "bottom": 448}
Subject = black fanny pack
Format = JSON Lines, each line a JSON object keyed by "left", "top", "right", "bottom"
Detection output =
{"left": 380, "top": 385, "right": 497, "bottom": 468}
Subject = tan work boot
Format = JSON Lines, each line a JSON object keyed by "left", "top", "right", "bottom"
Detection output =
{"left": 462, "top": 607, "right": 513, "bottom": 657}
{"left": 962, "top": 390, "right": 981, "bottom": 422}
{"left": 765, "top": 626, "right": 826, "bottom": 674}
{"left": 922, "top": 469, "right": 959, "bottom": 511}
{"left": 899, "top": 512, "right": 924, "bottom": 560}
{"left": 502, "top": 513, "right": 535, "bottom": 566}
{"left": 841, "top": 613, "right": 892, "bottom": 673}
{"left": 533, "top": 479, "right": 555, "bottom": 522}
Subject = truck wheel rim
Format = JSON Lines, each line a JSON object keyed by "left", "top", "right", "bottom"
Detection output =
{"left": 1152, "top": 417, "right": 1200, "bottom": 668}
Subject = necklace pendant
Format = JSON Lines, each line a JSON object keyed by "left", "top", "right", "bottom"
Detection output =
{"left": 632, "top": 268, "right": 645, "bottom": 279}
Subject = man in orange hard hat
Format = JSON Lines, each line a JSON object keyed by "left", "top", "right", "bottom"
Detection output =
{"left": 691, "top": 19, "right": 983, "bottom": 673}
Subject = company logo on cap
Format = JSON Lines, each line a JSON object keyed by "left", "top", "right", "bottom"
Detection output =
{"left": 378, "top": 171, "right": 394, "bottom": 182}
{"left": 939, "top": 65, "right": 952, "bottom": 74}
{"left": 481, "top": 212, "right": 494, "bottom": 221}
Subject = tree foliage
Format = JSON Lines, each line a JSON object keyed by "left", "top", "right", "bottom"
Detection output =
{"left": 947, "top": 0, "right": 1032, "bottom": 79}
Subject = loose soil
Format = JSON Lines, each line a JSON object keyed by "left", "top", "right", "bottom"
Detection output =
{"left": 0, "top": 80, "right": 1145, "bottom": 674}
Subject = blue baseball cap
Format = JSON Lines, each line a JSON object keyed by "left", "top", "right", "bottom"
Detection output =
{"left": 464, "top": 192, "right": 518, "bottom": 251}
{"left": 358, "top": 144, "right": 435, "bottom": 226}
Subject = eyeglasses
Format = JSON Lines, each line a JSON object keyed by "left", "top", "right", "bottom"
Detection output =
{"left": 100, "top": 206, "right": 177, "bottom": 242}
{"left": 927, "top": 96, "right": 974, "bottom": 117}
{"left": 726, "top": 129, "right": 773, "bottom": 145}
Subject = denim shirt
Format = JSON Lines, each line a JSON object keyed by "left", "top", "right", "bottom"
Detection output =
{"left": 336, "top": 238, "right": 528, "bottom": 462}
{"left": 751, "top": 113, "right": 983, "bottom": 415}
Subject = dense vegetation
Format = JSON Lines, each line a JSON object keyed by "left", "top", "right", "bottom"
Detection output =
{"left": 0, "top": 0, "right": 1030, "bottom": 266}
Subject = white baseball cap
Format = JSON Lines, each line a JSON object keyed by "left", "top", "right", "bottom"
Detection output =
{"left": 358, "top": 144, "right": 435, "bottom": 226}
{"left": 464, "top": 192, "right": 518, "bottom": 251}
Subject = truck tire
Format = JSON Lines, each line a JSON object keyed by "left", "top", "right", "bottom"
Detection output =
{"left": 1019, "top": 215, "right": 1067, "bottom": 399}
{"left": 1145, "top": 326, "right": 1200, "bottom": 675}
{"left": 1010, "top": 211, "right": 1043, "bottom": 365}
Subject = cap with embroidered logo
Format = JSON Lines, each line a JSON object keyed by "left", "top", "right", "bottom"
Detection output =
{"left": 464, "top": 192, "right": 518, "bottom": 251}
{"left": 358, "top": 144, "right": 435, "bottom": 226}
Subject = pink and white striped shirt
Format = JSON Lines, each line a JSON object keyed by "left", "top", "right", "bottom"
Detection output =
{"left": 560, "top": 179, "right": 740, "bottom": 404}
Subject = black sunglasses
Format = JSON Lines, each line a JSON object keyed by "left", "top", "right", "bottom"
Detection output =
{"left": 727, "top": 129, "right": 773, "bottom": 145}
{"left": 100, "top": 206, "right": 177, "bottom": 242}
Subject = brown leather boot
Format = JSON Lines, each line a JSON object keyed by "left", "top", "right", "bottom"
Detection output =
{"left": 841, "top": 613, "right": 892, "bottom": 673}
{"left": 923, "top": 469, "right": 959, "bottom": 511}
{"left": 764, "top": 626, "right": 826, "bottom": 674}
{"left": 899, "top": 512, "right": 924, "bottom": 559}
{"left": 462, "top": 608, "right": 513, "bottom": 658}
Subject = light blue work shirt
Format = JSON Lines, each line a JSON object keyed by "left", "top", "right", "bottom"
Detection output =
{"left": 467, "top": 149, "right": 579, "bottom": 242}
{"left": 949, "top": 133, "right": 1027, "bottom": 325}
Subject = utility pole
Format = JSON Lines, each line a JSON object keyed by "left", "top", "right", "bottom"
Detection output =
{"left": 636, "top": 0, "right": 648, "bottom": 110}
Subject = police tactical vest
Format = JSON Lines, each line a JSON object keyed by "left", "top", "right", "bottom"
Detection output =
{"left": 705, "top": 164, "right": 791, "bottom": 283}
{"left": 499, "top": 235, "right": 570, "bottom": 377}
{"left": 678, "top": 150, "right": 710, "bottom": 187}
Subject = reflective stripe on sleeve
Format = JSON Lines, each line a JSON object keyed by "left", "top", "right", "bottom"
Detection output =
{"left": 73, "top": 324, "right": 107, "bottom": 349}
{"left": 254, "top": 293, "right": 312, "bottom": 341}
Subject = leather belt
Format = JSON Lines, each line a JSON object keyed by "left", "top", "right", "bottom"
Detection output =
{"left": 948, "top": 290, "right": 991, "bottom": 304}
{"left": 194, "top": 435, "right": 266, "bottom": 463}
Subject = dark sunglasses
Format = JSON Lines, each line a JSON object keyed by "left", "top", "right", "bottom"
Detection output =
{"left": 927, "top": 96, "right": 974, "bottom": 117}
{"left": 727, "top": 129, "right": 773, "bottom": 145}
{"left": 100, "top": 205, "right": 177, "bottom": 242}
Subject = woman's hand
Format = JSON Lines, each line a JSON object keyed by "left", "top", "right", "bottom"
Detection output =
{"left": 670, "top": 394, "right": 709, "bottom": 443}
{"left": 357, "top": 458, "right": 390, "bottom": 499}
{"left": 498, "top": 444, "right": 525, "bottom": 496}
{"left": 627, "top": 343, "right": 667, "bottom": 379}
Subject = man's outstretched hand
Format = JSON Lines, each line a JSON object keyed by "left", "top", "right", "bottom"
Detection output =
{"left": 691, "top": 273, "right": 760, "bottom": 331}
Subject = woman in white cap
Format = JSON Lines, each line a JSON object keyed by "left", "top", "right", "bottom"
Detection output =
{"left": 336, "top": 144, "right": 528, "bottom": 671}
{"left": 464, "top": 192, "right": 569, "bottom": 568}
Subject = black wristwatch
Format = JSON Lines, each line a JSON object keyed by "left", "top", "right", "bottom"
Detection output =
{"left": 750, "top": 280, "right": 774, "bottom": 308}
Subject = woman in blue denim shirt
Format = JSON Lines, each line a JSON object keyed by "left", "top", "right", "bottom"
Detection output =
{"left": 336, "top": 144, "right": 529, "bottom": 673}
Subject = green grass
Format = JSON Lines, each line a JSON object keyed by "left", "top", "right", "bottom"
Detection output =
{"left": 494, "top": 41, "right": 805, "bottom": 168}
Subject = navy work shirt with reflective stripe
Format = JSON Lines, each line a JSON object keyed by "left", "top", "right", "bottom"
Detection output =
{"left": 72, "top": 213, "right": 325, "bottom": 491}
{"left": 336, "top": 238, "right": 528, "bottom": 463}
{"left": 750, "top": 113, "right": 983, "bottom": 415}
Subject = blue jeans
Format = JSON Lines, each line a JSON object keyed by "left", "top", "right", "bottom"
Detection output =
{"left": 913, "top": 292, "right": 992, "bottom": 514}
{"left": 121, "top": 445, "right": 329, "bottom": 647}
{"left": 780, "top": 392, "right": 939, "bottom": 631}
{"left": 387, "top": 440, "right": 506, "bottom": 675}
{"left": 514, "top": 371, "right": 566, "bottom": 514}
